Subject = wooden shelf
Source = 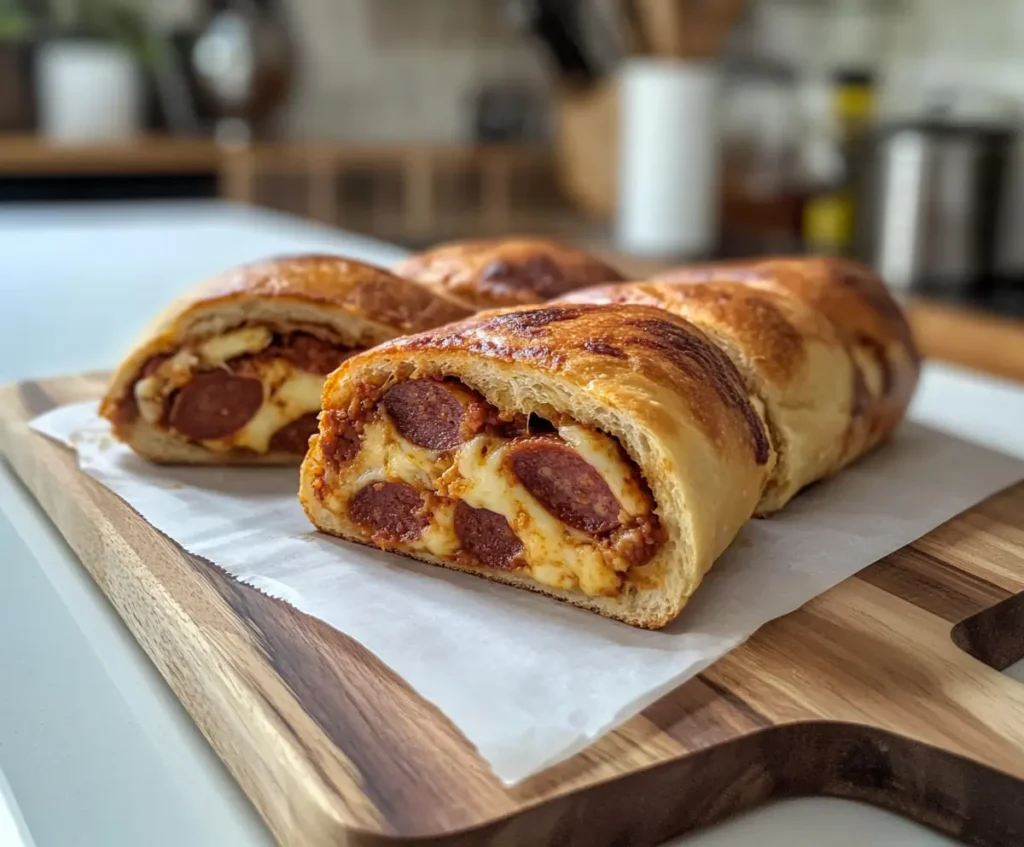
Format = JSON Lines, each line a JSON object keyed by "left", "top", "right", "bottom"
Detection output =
{"left": 0, "top": 135, "right": 569, "bottom": 244}
{"left": 0, "top": 134, "right": 222, "bottom": 174}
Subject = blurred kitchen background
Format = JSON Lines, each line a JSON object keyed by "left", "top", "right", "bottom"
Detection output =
{"left": 3, "top": 0, "right": 1024, "bottom": 316}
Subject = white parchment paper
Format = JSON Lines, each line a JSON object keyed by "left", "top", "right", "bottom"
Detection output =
{"left": 30, "top": 402, "right": 1024, "bottom": 784}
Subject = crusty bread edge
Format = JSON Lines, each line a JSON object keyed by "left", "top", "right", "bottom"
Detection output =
{"left": 113, "top": 416, "right": 307, "bottom": 466}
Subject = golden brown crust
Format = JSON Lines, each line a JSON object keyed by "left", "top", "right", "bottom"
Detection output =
{"left": 392, "top": 237, "right": 626, "bottom": 310}
{"left": 652, "top": 256, "right": 920, "bottom": 459}
{"left": 653, "top": 257, "right": 915, "bottom": 358}
{"left": 394, "top": 303, "right": 771, "bottom": 466}
{"left": 563, "top": 281, "right": 815, "bottom": 388}
{"left": 558, "top": 279, "right": 861, "bottom": 513}
{"left": 151, "top": 253, "right": 472, "bottom": 340}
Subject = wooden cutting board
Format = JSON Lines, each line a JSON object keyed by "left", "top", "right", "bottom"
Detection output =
{"left": 4, "top": 373, "right": 1024, "bottom": 847}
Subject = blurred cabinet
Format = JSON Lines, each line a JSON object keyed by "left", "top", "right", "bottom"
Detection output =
{"left": 0, "top": 135, "right": 221, "bottom": 202}
{"left": 218, "top": 142, "right": 579, "bottom": 247}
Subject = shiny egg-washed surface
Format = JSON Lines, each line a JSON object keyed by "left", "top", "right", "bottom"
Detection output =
{"left": 153, "top": 253, "right": 473, "bottom": 338}
{"left": 652, "top": 256, "right": 920, "bottom": 452}
{"left": 393, "top": 237, "right": 626, "bottom": 310}
{"left": 398, "top": 304, "right": 770, "bottom": 466}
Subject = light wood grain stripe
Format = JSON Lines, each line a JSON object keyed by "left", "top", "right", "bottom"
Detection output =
{"left": 913, "top": 482, "right": 1024, "bottom": 594}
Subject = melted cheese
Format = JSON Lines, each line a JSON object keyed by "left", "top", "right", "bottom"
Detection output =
{"left": 321, "top": 416, "right": 459, "bottom": 557}
{"left": 449, "top": 435, "right": 623, "bottom": 595}
{"left": 204, "top": 361, "right": 324, "bottom": 454}
{"left": 134, "top": 327, "right": 273, "bottom": 429}
{"left": 557, "top": 425, "right": 648, "bottom": 515}
{"left": 136, "top": 350, "right": 326, "bottom": 454}
{"left": 198, "top": 326, "right": 272, "bottom": 364}
{"left": 135, "top": 374, "right": 168, "bottom": 424}
{"left": 323, "top": 413, "right": 652, "bottom": 597}
{"left": 352, "top": 417, "right": 444, "bottom": 491}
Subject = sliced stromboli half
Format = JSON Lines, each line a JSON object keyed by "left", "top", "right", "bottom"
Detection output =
{"left": 299, "top": 303, "right": 774, "bottom": 630}
{"left": 559, "top": 280, "right": 856, "bottom": 514}
{"left": 392, "top": 236, "right": 626, "bottom": 311}
{"left": 99, "top": 254, "right": 471, "bottom": 464}
{"left": 652, "top": 256, "right": 921, "bottom": 469}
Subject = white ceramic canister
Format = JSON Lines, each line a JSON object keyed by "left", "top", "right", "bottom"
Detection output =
{"left": 617, "top": 58, "right": 721, "bottom": 259}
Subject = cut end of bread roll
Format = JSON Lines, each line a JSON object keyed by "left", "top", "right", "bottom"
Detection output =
{"left": 299, "top": 303, "right": 773, "bottom": 629}
{"left": 392, "top": 236, "right": 626, "bottom": 311}
{"left": 99, "top": 254, "right": 472, "bottom": 465}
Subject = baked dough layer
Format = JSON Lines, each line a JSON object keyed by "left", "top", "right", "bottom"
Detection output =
{"left": 651, "top": 256, "right": 920, "bottom": 470}
{"left": 560, "top": 279, "right": 855, "bottom": 514}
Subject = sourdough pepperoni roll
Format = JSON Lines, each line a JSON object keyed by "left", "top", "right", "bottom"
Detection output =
{"left": 392, "top": 237, "right": 625, "bottom": 310}
{"left": 652, "top": 257, "right": 920, "bottom": 468}
{"left": 99, "top": 255, "right": 471, "bottom": 464}
{"left": 559, "top": 280, "right": 857, "bottom": 514}
{"left": 299, "top": 303, "right": 774, "bottom": 629}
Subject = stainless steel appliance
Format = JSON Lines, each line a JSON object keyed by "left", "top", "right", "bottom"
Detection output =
{"left": 856, "top": 116, "right": 1016, "bottom": 293}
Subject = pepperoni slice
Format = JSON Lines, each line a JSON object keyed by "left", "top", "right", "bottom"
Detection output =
{"left": 454, "top": 501, "right": 524, "bottom": 569}
{"left": 508, "top": 437, "right": 622, "bottom": 534}
{"left": 349, "top": 481, "right": 428, "bottom": 541}
{"left": 383, "top": 380, "right": 486, "bottom": 451}
{"left": 269, "top": 412, "right": 320, "bottom": 454}
{"left": 168, "top": 370, "right": 263, "bottom": 441}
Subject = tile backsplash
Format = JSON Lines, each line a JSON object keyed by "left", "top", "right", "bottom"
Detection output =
{"left": 755, "top": 0, "right": 1024, "bottom": 119}
{"left": 272, "top": 0, "right": 1024, "bottom": 142}
{"left": 276, "top": 0, "right": 550, "bottom": 143}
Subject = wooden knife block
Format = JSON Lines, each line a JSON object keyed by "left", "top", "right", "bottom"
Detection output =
{"left": 555, "top": 80, "right": 619, "bottom": 220}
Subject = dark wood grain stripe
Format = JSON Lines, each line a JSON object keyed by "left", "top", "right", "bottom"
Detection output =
{"left": 200, "top": 557, "right": 510, "bottom": 836}
{"left": 18, "top": 380, "right": 57, "bottom": 417}
{"left": 434, "top": 724, "right": 1024, "bottom": 847}
{"left": 643, "top": 675, "right": 770, "bottom": 753}
{"left": 774, "top": 723, "right": 1024, "bottom": 846}
{"left": 858, "top": 547, "right": 1010, "bottom": 623}
{"left": 952, "top": 590, "right": 1024, "bottom": 671}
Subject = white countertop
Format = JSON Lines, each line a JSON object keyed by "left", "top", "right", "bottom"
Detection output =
{"left": 2, "top": 200, "right": 1021, "bottom": 847}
